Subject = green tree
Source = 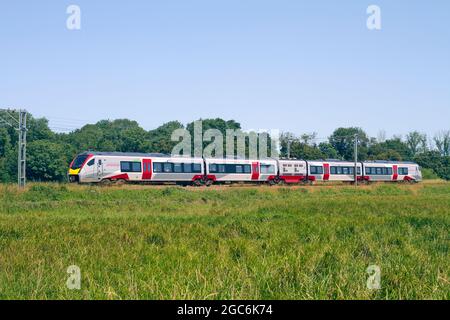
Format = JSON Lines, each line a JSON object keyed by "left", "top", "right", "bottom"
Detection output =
{"left": 148, "top": 121, "right": 185, "bottom": 154}
{"left": 414, "top": 151, "right": 450, "bottom": 180}
{"left": 318, "top": 142, "right": 338, "bottom": 159}
{"left": 27, "top": 141, "right": 69, "bottom": 181}
{"left": 329, "top": 127, "right": 369, "bottom": 161}
{"left": 406, "top": 131, "right": 427, "bottom": 156}
{"left": 434, "top": 130, "right": 450, "bottom": 156}
{"left": 368, "top": 138, "right": 412, "bottom": 161}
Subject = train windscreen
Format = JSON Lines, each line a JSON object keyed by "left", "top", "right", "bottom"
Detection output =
{"left": 71, "top": 155, "right": 89, "bottom": 169}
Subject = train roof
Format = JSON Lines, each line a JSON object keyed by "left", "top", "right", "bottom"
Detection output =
{"left": 363, "top": 160, "right": 418, "bottom": 164}
{"left": 79, "top": 151, "right": 170, "bottom": 157}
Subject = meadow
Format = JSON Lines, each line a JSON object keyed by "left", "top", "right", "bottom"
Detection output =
{"left": 0, "top": 181, "right": 448, "bottom": 300}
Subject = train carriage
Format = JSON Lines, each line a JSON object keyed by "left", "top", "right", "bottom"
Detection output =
{"left": 307, "top": 160, "right": 363, "bottom": 182}
{"left": 277, "top": 159, "right": 309, "bottom": 184}
{"left": 363, "top": 161, "right": 422, "bottom": 182}
{"left": 69, "top": 152, "right": 204, "bottom": 185}
{"left": 203, "top": 158, "right": 278, "bottom": 185}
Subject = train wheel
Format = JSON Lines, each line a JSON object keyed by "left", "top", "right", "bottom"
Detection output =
{"left": 100, "top": 179, "right": 112, "bottom": 186}
{"left": 115, "top": 179, "right": 127, "bottom": 185}
{"left": 205, "top": 179, "right": 214, "bottom": 187}
{"left": 192, "top": 179, "right": 203, "bottom": 187}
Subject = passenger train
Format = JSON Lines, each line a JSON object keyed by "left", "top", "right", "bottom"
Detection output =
{"left": 68, "top": 152, "right": 422, "bottom": 185}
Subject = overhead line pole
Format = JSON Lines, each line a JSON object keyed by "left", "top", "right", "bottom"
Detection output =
{"left": 18, "top": 110, "right": 27, "bottom": 188}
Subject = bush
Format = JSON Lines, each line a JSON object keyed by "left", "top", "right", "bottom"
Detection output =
{"left": 421, "top": 168, "right": 439, "bottom": 180}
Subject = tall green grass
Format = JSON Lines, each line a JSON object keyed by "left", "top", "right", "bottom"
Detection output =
{"left": 0, "top": 182, "right": 449, "bottom": 299}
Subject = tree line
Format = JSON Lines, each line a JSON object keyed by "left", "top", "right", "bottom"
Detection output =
{"left": 0, "top": 111, "right": 449, "bottom": 182}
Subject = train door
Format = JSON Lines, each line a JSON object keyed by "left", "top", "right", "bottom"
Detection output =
{"left": 251, "top": 162, "right": 260, "bottom": 181}
{"left": 94, "top": 159, "right": 104, "bottom": 181}
{"left": 393, "top": 165, "right": 398, "bottom": 181}
{"left": 323, "top": 163, "right": 330, "bottom": 181}
{"left": 142, "top": 159, "right": 152, "bottom": 180}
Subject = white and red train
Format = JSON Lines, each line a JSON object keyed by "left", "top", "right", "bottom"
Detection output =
{"left": 68, "top": 152, "right": 422, "bottom": 185}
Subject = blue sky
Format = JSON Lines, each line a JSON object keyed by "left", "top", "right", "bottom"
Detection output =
{"left": 1, "top": 1, "right": 449, "bottom": 139}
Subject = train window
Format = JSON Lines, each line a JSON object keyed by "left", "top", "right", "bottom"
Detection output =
{"left": 121, "top": 161, "right": 141, "bottom": 173}
{"left": 342, "top": 167, "right": 349, "bottom": 175}
{"left": 261, "top": 164, "right": 275, "bottom": 174}
{"left": 71, "top": 155, "right": 89, "bottom": 169}
{"left": 163, "top": 163, "right": 172, "bottom": 173}
{"left": 174, "top": 163, "right": 183, "bottom": 173}
{"left": 236, "top": 165, "right": 243, "bottom": 173}
{"left": 193, "top": 163, "right": 202, "bottom": 173}
{"left": 87, "top": 159, "right": 95, "bottom": 166}
{"left": 120, "top": 162, "right": 131, "bottom": 172}
{"left": 376, "top": 168, "right": 382, "bottom": 175}
{"left": 330, "top": 167, "right": 337, "bottom": 174}
{"left": 399, "top": 167, "right": 408, "bottom": 175}
{"left": 244, "top": 165, "right": 251, "bottom": 173}
{"left": 357, "top": 167, "right": 361, "bottom": 175}
{"left": 132, "top": 162, "right": 141, "bottom": 172}
{"left": 336, "top": 167, "right": 343, "bottom": 174}
{"left": 209, "top": 164, "right": 217, "bottom": 173}
{"left": 183, "top": 163, "right": 192, "bottom": 173}
{"left": 153, "top": 163, "right": 162, "bottom": 172}
{"left": 310, "top": 166, "right": 323, "bottom": 174}
{"left": 218, "top": 165, "right": 226, "bottom": 173}
{"left": 387, "top": 168, "right": 393, "bottom": 175}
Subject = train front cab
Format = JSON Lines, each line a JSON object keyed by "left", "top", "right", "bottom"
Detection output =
{"left": 363, "top": 162, "right": 422, "bottom": 183}
{"left": 68, "top": 153, "right": 94, "bottom": 183}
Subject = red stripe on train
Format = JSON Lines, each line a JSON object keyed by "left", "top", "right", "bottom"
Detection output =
{"left": 251, "top": 162, "right": 260, "bottom": 180}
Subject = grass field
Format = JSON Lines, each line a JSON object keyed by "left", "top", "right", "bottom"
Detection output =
{"left": 0, "top": 181, "right": 449, "bottom": 300}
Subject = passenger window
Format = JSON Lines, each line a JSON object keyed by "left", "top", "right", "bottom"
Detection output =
{"left": 193, "top": 163, "right": 202, "bottom": 173}
{"left": 183, "top": 163, "right": 192, "bottom": 173}
{"left": 244, "top": 165, "right": 251, "bottom": 174}
{"left": 87, "top": 159, "right": 95, "bottom": 166}
{"left": 132, "top": 162, "right": 141, "bottom": 172}
{"left": 236, "top": 165, "right": 243, "bottom": 173}
{"left": 174, "top": 163, "right": 182, "bottom": 173}
{"left": 153, "top": 163, "right": 162, "bottom": 173}
{"left": 262, "top": 165, "right": 275, "bottom": 174}
{"left": 120, "top": 162, "right": 131, "bottom": 172}
{"left": 163, "top": 163, "right": 172, "bottom": 173}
